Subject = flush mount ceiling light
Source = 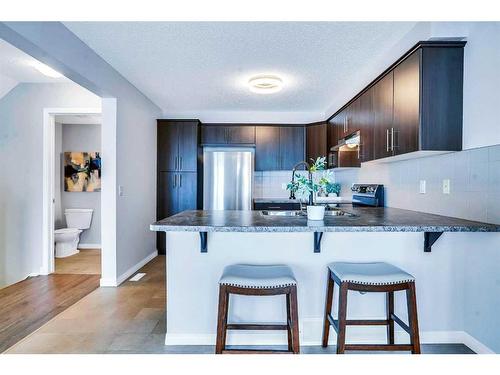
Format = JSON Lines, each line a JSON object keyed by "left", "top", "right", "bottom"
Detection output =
{"left": 248, "top": 74, "right": 283, "bottom": 94}
{"left": 30, "top": 61, "right": 63, "bottom": 78}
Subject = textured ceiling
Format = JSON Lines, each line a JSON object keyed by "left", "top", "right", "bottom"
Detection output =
{"left": 0, "top": 38, "right": 69, "bottom": 83}
{"left": 64, "top": 22, "right": 418, "bottom": 120}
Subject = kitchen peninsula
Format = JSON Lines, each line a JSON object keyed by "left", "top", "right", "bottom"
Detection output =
{"left": 151, "top": 208, "right": 500, "bottom": 347}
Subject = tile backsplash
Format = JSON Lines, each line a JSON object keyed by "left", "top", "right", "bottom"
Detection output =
{"left": 254, "top": 171, "right": 293, "bottom": 198}
{"left": 332, "top": 144, "right": 500, "bottom": 224}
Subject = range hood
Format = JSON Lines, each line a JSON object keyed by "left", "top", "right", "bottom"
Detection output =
{"left": 329, "top": 131, "right": 361, "bottom": 168}
{"left": 332, "top": 131, "right": 361, "bottom": 152}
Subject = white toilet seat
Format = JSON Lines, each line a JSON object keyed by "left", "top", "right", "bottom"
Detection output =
{"left": 55, "top": 228, "right": 81, "bottom": 235}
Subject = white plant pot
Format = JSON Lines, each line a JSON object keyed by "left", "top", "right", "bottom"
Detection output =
{"left": 307, "top": 205, "right": 325, "bottom": 221}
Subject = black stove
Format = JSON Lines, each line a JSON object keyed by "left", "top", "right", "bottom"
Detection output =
{"left": 351, "top": 184, "right": 384, "bottom": 207}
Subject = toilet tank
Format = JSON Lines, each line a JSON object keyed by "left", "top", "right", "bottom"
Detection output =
{"left": 65, "top": 208, "right": 93, "bottom": 229}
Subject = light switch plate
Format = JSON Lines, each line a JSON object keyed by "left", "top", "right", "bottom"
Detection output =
{"left": 118, "top": 185, "right": 124, "bottom": 196}
{"left": 419, "top": 180, "right": 426, "bottom": 194}
{"left": 442, "top": 179, "right": 450, "bottom": 194}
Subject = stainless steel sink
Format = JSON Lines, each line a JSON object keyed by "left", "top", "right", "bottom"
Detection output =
{"left": 324, "top": 209, "right": 356, "bottom": 217}
{"left": 260, "top": 210, "right": 304, "bottom": 217}
{"left": 261, "top": 209, "right": 356, "bottom": 217}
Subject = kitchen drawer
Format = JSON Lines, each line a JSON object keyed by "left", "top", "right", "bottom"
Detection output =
{"left": 254, "top": 202, "right": 301, "bottom": 211}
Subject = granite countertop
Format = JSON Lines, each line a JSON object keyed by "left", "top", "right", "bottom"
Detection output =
{"left": 150, "top": 207, "right": 500, "bottom": 233}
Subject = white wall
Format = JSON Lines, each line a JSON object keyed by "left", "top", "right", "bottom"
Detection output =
{"left": 0, "top": 83, "right": 100, "bottom": 288}
{"left": 56, "top": 123, "right": 101, "bottom": 245}
{"left": 0, "top": 22, "right": 162, "bottom": 285}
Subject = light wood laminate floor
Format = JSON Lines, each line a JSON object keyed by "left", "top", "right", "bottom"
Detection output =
{"left": 0, "top": 274, "right": 100, "bottom": 353}
{"left": 5, "top": 255, "right": 474, "bottom": 354}
{"left": 55, "top": 249, "right": 101, "bottom": 275}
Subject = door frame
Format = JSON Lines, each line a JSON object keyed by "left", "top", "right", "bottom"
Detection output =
{"left": 42, "top": 107, "right": 102, "bottom": 275}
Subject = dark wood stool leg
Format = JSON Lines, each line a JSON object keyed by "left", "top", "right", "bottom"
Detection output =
{"left": 322, "top": 270, "right": 335, "bottom": 347}
{"left": 386, "top": 291, "right": 395, "bottom": 345}
{"left": 289, "top": 285, "right": 300, "bottom": 354}
{"left": 336, "top": 282, "right": 349, "bottom": 354}
{"left": 406, "top": 283, "right": 421, "bottom": 354}
{"left": 286, "top": 292, "right": 293, "bottom": 352}
{"left": 215, "top": 285, "right": 229, "bottom": 354}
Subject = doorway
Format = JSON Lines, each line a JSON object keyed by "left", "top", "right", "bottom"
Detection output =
{"left": 42, "top": 108, "right": 102, "bottom": 276}
{"left": 53, "top": 114, "right": 102, "bottom": 275}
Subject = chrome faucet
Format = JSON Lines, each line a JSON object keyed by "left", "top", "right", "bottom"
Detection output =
{"left": 289, "top": 161, "right": 314, "bottom": 206}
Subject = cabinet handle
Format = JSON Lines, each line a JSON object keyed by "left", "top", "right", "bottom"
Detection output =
{"left": 174, "top": 156, "right": 178, "bottom": 170}
{"left": 357, "top": 144, "right": 361, "bottom": 160}
{"left": 345, "top": 117, "right": 349, "bottom": 132}
{"left": 173, "top": 174, "right": 177, "bottom": 188}
{"left": 179, "top": 174, "right": 182, "bottom": 188}
{"left": 386, "top": 129, "right": 391, "bottom": 152}
{"left": 180, "top": 156, "right": 182, "bottom": 170}
{"left": 391, "top": 127, "right": 395, "bottom": 152}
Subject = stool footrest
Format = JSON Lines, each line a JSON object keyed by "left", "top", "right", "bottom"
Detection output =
{"left": 221, "top": 349, "right": 292, "bottom": 354}
{"left": 226, "top": 323, "right": 288, "bottom": 331}
{"left": 344, "top": 344, "right": 414, "bottom": 351}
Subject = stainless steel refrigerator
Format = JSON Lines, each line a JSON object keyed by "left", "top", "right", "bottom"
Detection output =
{"left": 203, "top": 147, "right": 254, "bottom": 210}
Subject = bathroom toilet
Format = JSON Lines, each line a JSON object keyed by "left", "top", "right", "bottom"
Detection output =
{"left": 54, "top": 208, "right": 93, "bottom": 258}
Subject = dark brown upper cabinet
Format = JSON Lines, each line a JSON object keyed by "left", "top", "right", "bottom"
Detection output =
{"left": 327, "top": 40, "right": 465, "bottom": 165}
{"left": 255, "top": 126, "right": 305, "bottom": 171}
{"left": 158, "top": 119, "right": 199, "bottom": 172}
{"left": 372, "top": 72, "right": 394, "bottom": 160}
{"left": 306, "top": 122, "right": 327, "bottom": 162}
{"left": 201, "top": 125, "right": 255, "bottom": 145}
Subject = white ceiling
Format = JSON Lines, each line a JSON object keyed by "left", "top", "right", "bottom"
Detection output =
{"left": 64, "top": 22, "right": 419, "bottom": 121}
{"left": 0, "top": 38, "right": 69, "bottom": 84}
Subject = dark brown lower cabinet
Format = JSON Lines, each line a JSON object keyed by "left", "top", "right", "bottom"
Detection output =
{"left": 157, "top": 171, "right": 197, "bottom": 254}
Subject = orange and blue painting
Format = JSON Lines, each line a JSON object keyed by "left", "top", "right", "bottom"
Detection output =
{"left": 64, "top": 152, "right": 101, "bottom": 192}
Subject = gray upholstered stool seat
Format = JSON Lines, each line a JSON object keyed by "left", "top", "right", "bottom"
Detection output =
{"left": 219, "top": 264, "right": 297, "bottom": 289}
{"left": 328, "top": 262, "right": 415, "bottom": 285}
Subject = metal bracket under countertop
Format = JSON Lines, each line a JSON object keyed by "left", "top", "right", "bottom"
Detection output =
{"left": 199, "top": 232, "right": 208, "bottom": 253}
{"left": 314, "top": 232, "right": 324, "bottom": 253}
{"left": 423, "top": 232, "right": 443, "bottom": 252}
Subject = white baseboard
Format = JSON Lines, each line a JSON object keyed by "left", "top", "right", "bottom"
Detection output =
{"left": 165, "top": 317, "right": 495, "bottom": 353}
{"left": 116, "top": 250, "right": 158, "bottom": 285}
{"left": 460, "top": 332, "right": 495, "bottom": 354}
{"left": 100, "top": 250, "right": 158, "bottom": 287}
{"left": 78, "top": 243, "right": 101, "bottom": 249}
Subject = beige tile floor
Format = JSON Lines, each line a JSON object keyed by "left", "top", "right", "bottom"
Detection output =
{"left": 55, "top": 249, "right": 101, "bottom": 275}
{"left": 5, "top": 255, "right": 474, "bottom": 354}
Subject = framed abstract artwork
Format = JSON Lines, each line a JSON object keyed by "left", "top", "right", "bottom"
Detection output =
{"left": 64, "top": 151, "right": 101, "bottom": 192}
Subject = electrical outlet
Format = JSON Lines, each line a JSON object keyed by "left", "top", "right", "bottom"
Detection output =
{"left": 118, "top": 185, "right": 124, "bottom": 197}
{"left": 419, "top": 180, "right": 426, "bottom": 194}
{"left": 442, "top": 179, "right": 450, "bottom": 194}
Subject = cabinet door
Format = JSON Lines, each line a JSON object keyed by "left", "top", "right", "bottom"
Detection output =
{"left": 347, "top": 98, "right": 361, "bottom": 134}
{"left": 177, "top": 172, "right": 198, "bottom": 212}
{"left": 373, "top": 72, "right": 394, "bottom": 160}
{"left": 226, "top": 126, "right": 255, "bottom": 144}
{"left": 157, "top": 122, "right": 178, "bottom": 171}
{"left": 359, "top": 89, "right": 374, "bottom": 162}
{"left": 280, "top": 126, "right": 305, "bottom": 170}
{"left": 393, "top": 50, "right": 420, "bottom": 155}
{"left": 306, "top": 123, "right": 327, "bottom": 162}
{"left": 255, "top": 126, "right": 280, "bottom": 171}
{"left": 201, "top": 125, "right": 227, "bottom": 144}
{"left": 177, "top": 121, "right": 198, "bottom": 172}
{"left": 156, "top": 171, "right": 178, "bottom": 254}
{"left": 328, "top": 113, "right": 343, "bottom": 146}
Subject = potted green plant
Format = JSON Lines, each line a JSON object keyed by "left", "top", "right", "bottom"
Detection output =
{"left": 286, "top": 157, "right": 334, "bottom": 220}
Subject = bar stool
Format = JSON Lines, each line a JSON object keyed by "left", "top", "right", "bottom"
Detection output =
{"left": 322, "top": 262, "right": 420, "bottom": 354}
{"left": 215, "top": 264, "right": 300, "bottom": 354}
